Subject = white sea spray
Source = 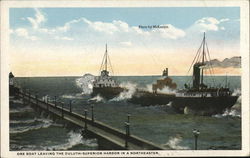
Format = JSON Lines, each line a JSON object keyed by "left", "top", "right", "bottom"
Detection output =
{"left": 10, "top": 118, "right": 53, "bottom": 134}
{"left": 75, "top": 73, "right": 95, "bottom": 94}
{"left": 110, "top": 82, "right": 137, "bottom": 101}
{"left": 9, "top": 106, "right": 34, "bottom": 114}
{"left": 213, "top": 94, "right": 241, "bottom": 118}
{"left": 164, "top": 136, "right": 189, "bottom": 150}
{"left": 89, "top": 94, "right": 105, "bottom": 102}
{"left": 144, "top": 83, "right": 176, "bottom": 94}
{"left": 232, "top": 88, "right": 241, "bottom": 96}
{"left": 61, "top": 93, "right": 84, "bottom": 99}
{"left": 47, "top": 131, "right": 98, "bottom": 150}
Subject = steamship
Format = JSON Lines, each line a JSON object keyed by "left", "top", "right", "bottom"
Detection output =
{"left": 91, "top": 44, "right": 125, "bottom": 99}
{"left": 172, "top": 33, "right": 239, "bottom": 115}
{"left": 130, "top": 33, "right": 239, "bottom": 115}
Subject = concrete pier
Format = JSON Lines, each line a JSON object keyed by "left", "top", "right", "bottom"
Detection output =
{"left": 17, "top": 90, "right": 164, "bottom": 150}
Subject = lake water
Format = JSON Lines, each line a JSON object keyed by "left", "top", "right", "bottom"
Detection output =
{"left": 9, "top": 75, "right": 241, "bottom": 150}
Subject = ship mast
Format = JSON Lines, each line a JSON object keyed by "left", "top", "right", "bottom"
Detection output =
{"left": 200, "top": 32, "right": 206, "bottom": 88}
{"left": 105, "top": 44, "right": 108, "bottom": 71}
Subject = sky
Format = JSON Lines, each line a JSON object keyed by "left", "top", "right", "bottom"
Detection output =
{"left": 9, "top": 7, "right": 240, "bottom": 76}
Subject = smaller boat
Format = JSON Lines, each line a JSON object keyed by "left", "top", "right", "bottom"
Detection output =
{"left": 129, "top": 68, "right": 176, "bottom": 106}
{"left": 91, "top": 44, "right": 125, "bottom": 99}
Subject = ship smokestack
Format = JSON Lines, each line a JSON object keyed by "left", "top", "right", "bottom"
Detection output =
{"left": 163, "top": 68, "right": 168, "bottom": 77}
{"left": 193, "top": 63, "right": 202, "bottom": 89}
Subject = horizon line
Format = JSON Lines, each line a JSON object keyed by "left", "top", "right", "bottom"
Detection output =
{"left": 14, "top": 74, "right": 241, "bottom": 78}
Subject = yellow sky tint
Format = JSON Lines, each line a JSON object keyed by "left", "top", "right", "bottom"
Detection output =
{"left": 10, "top": 46, "right": 241, "bottom": 77}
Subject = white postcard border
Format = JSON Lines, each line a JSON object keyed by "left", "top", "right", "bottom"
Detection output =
{"left": 1, "top": 0, "right": 249, "bottom": 157}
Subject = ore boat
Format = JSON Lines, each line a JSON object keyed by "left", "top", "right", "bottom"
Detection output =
{"left": 172, "top": 33, "right": 239, "bottom": 115}
{"left": 91, "top": 44, "right": 125, "bottom": 99}
{"left": 130, "top": 33, "right": 239, "bottom": 116}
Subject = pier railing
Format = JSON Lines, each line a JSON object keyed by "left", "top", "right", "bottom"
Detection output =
{"left": 17, "top": 89, "right": 165, "bottom": 150}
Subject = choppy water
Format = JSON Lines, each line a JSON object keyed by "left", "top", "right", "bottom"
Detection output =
{"left": 10, "top": 75, "right": 241, "bottom": 150}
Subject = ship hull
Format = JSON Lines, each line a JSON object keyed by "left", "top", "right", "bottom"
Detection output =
{"left": 129, "top": 91, "right": 238, "bottom": 116}
{"left": 129, "top": 91, "right": 175, "bottom": 106}
{"left": 91, "top": 87, "right": 125, "bottom": 99}
{"left": 172, "top": 96, "right": 239, "bottom": 116}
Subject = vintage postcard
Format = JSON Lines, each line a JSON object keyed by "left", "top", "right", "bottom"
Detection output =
{"left": 1, "top": 0, "right": 249, "bottom": 157}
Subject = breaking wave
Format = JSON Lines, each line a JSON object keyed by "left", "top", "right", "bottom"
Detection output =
{"left": 137, "top": 102, "right": 176, "bottom": 114}
{"left": 88, "top": 94, "right": 105, "bottom": 103}
{"left": 10, "top": 99, "right": 23, "bottom": 104}
{"left": 110, "top": 82, "right": 137, "bottom": 101}
{"left": 61, "top": 93, "right": 84, "bottom": 99}
{"left": 75, "top": 73, "right": 95, "bottom": 95}
{"left": 9, "top": 106, "right": 34, "bottom": 114}
{"left": 232, "top": 88, "right": 241, "bottom": 96}
{"left": 157, "top": 87, "right": 177, "bottom": 94}
{"left": 213, "top": 95, "right": 241, "bottom": 118}
{"left": 10, "top": 118, "right": 45, "bottom": 124}
{"left": 10, "top": 118, "right": 53, "bottom": 134}
{"left": 47, "top": 131, "right": 98, "bottom": 150}
{"left": 163, "top": 136, "right": 189, "bottom": 150}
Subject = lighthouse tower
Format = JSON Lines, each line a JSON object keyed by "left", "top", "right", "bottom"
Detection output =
{"left": 9, "top": 72, "right": 15, "bottom": 86}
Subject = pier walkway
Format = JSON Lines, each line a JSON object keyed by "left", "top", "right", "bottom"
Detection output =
{"left": 16, "top": 90, "right": 165, "bottom": 150}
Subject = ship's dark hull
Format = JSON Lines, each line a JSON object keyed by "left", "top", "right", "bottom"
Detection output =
{"left": 91, "top": 87, "right": 125, "bottom": 99}
{"left": 129, "top": 91, "right": 175, "bottom": 106}
{"left": 172, "top": 96, "right": 239, "bottom": 116}
{"left": 129, "top": 90, "right": 239, "bottom": 116}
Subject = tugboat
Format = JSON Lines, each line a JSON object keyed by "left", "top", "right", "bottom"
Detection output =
{"left": 129, "top": 68, "right": 176, "bottom": 106}
{"left": 91, "top": 44, "right": 125, "bottom": 99}
{"left": 172, "top": 33, "right": 239, "bottom": 115}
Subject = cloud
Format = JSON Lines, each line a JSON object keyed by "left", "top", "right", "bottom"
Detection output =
{"left": 152, "top": 24, "right": 186, "bottom": 39}
{"left": 189, "top": 17, "right": 230, "bottom": 33}
{"left": 195, "top": 17, "right": 220, "bottom": 31}
{"left": 14, "top": 28, "right": 38, "bottom": 41}
{"left": 220, "top": 18, "right": 230, "bottom": 22}
{"left": 120, "top": 41, "right": 132, "bottom": 46}
{"left": 87, "top": 19, "right": 120, "bottom": 34}
{"left": 56, "top": 18, "right": 84, "bottom": 32}
{"left": 27, "top": 8, "right": 46, "bottom": 29}
{"left": 53, "top": 17, "right": 185, "bottom": 42}
{"left": 54, "top": 36, "right": 74, "bottom": 41}
{"left": 12, "top": 10, "right": 235, "bottom": 48}
{"left": 220, "top": 27, "right": 225, "bottom": 30}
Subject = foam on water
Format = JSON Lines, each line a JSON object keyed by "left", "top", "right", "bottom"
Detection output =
{"left": 9, "top": 106, "right": 34, "bottom": 114}
{"left": 10, "top": 118, "right": 44, "bottom": 124}
{"left": 110, "top": 82, "right": 137, "bottom": 101}
{"left": 232, "top": 88, "right": 241, "bottom": 96}
{"left": 75, "top": 73, "right": 95, "bottom": 95}
{"left": 213, "top": 94, "right": 241, "bottom": 118}
{"left": 88, "top": 94, "right": 105, "bottom": 103}
{"left": 47, "top": 130, "right": 98, "bottom": 150}
{"left": 10, "top": 118, "right": 53, "bottom": 134}
{"left": 163, "top": 136, "right": 190, "bottom": 150}
{"left": 61, "top": 93, "right": 84, "bottom": 99}
{"left": 11, "top": 99, "right": 24, "bottom": 104}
